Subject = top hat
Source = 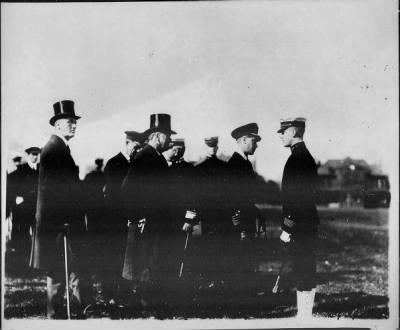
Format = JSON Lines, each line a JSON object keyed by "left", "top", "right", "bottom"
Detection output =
{"left": 25, "top": 147, "right": 41, "bottom": 155}
{"left": 277, "top": 117, "right": 306, "bottom": 133}
{"left": 143, "top": 113, "right": 177, "bottom": 137}
{"left": 124, "top": 131, "right": 144, "bottom": 143}
{"left": 231, "top": 123, "right": 261, "bottom": 142}
{"left": 50, "top": 100, "right": 81, "bottom": 126}
{"left": 204, "top": 136, "right": 219, "bottom": 148}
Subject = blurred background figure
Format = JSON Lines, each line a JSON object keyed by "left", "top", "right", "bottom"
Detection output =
{"left": 6, "top": 147, "right": 41, "bottom": 272}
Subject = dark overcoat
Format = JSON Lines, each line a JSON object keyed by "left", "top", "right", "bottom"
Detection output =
{"left": 195, "top": 155, "right": 229, "bottom": 233}
{"left": 30, "top": 135, "right": 86, "bottom": 274}
{"left": 103, "top": 152, "right": 130, "bottom": 231}
{"left": 281, "top": 141, "right": 319, "bottom": 236}
{"left": 121, "top": 145, "right": 173, "bottom": 282}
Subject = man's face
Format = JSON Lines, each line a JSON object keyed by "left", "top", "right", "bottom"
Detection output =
{"left": 242, "top": 136, "right": 258, "bottom": 155}
{"left": 279, "top": 127, "right": 294, "bottom": 147}
{"left": 205, "top": 146, "right": 218, "bottom": 157}
{"left": 157, "top": 132, "right": 170, "bottom": 152}
{"left": 55, "top": 118, "right": 77, "bottom": 140}
{"left": 125, "top": 138, "right": 142, "bottom": 157}
{"left": 28, "top": 152, "right": 39, "bottom": 164}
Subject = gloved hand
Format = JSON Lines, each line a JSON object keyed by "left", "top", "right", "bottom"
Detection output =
{"left": 182, "top": 222, "right": 193, "bottom": 232}
{"left": 138, "top": 218, "right": 146, "bottom": 234}
{"left": 232, "top": 210, "right": 241, "bottom": 227}
{"left": 280, "top": 230, "right": 291, "bottom": 243}
{"left": 16, "top": 196, "right": 24, "bottom": 205}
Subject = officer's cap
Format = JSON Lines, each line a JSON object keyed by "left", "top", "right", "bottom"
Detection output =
{"left": 277, "top": 117, "right": 306, "bottom": 133}
{"left": 124, "top": 131, "right": 143, "bottom": 143}
{"left": 25, "top": 147, "right": 41, "bottom": 155}
{"left": 204, "top": 136, "right": 219, "bottom": 148}
{"left": 231, "top": 123, "right": 261, "bottom": 142}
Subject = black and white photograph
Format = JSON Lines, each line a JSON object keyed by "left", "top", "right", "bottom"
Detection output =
{"left": 1, "top": 1, "right": 398, "bottom": 329}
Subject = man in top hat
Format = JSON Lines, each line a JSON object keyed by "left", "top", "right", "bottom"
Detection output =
{"left": 277, "top": 117, "right": 319, "bottom": 319}
{"left": 6, "top": 147, "right": 41, "bottom": 268}
{"left": 30, "top": 100, "right": 91, "bottom": 319}
{"left": 194, "top": 137, "right": 229, "bottom": 287}
{"left": 226, "top": 123, "right": 261, "bottom": 292}
{"left": 99, "top": 131, "right": 143, "bottom": 305}
{"left": 121, "top": 114, "right": 178, "bottom": 307}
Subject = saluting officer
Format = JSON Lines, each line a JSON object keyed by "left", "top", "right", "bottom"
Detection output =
{"left": 121, "top": 114, "right": 177, "bottom": 307}
{"left": 226, "top": 123, "right": 261, "bottom": 291}
{"left": 277, "top": 117, "right": 319, "bottom": 319}
{"left": 30, "top": 100, "right": 91, "bottom": 319}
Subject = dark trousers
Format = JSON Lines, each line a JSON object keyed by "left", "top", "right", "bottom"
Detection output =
{"left": 290, "top": 233, "right": 318, "bottom": 291}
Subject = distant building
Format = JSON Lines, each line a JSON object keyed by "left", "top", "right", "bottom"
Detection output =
{"left": 317, "top": 157, "right": 390, "bottom": 208}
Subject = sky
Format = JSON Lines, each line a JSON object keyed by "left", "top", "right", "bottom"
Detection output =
{"left": 1, "top": 1, "right": 398, "bottom": 182}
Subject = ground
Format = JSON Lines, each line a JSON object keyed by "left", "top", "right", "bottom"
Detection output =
{"left": 3, "top": 206, "right": 388, "bottom": 319}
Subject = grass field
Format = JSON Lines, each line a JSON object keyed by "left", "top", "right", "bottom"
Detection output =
{"left": 3, "top": 206, "right": 389, "bottom": 319}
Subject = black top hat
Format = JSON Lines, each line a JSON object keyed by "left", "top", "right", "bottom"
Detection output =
{"left": 124, "top": 131, "right": 144, "bottom": 143}
{"left": 25, "top": 147, "right": 41, "bottom": 154}
{"left": 50, "top": 100, "right": 81, "bottom": 126}
{"left": 231, "top": 123, "right": 261, "bottom": 142}
{"left": 204, "top": 136, "right": 219, "bottom": 148}
{"left": 143, "top": 113, "right": 177, "bottom": 137}
{"left": 12, "top": 156, "right": 22, "bottom": 162}
{"left": 277, "top": 117, "right": 306, "bottom": 133}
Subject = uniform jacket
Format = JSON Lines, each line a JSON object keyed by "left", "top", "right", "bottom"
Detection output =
{"left": 226, "top": 152, "right": 258, "bottom": 233}
{"left": 281, "top": 141, "right": 319, "bottom": 235}
{"left": 30, "top": 135, "right": 85, "bottom": 272}
{"left": 7, "top": 163, "right": 39, "bottom": 225}
{"left": 168, "top": 159, "right": 197, "bottom": 229}
{"left": 122, "top": 145, "right": 170, "bottom": 232}
{"left": 103, "top": 152, "right": 131, "bottom": 230}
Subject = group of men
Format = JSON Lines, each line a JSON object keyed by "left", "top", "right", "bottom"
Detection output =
{"left": 6, "top": 99, "right": 320, "bottom": 320}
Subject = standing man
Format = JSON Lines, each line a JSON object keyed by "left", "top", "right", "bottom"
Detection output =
{"left": 121, "top": 114, "right": 179, "bottom": 308}
{"left": 226, "top": 123, "right": 261, "bottom": 293}
{"left": 7, "top": 147, "right": 41, "bottom": 268}
{"left": 277, "top": 117, "right": 319, "bottom": 319}
{"left": 100, "top": 131, "right": 143, "bottom": 305}
{"left": 30, "top": 100, "right": 91, "bottom": 319}
{"left": 195, "top": 137, "right": 228, "bottom": 287}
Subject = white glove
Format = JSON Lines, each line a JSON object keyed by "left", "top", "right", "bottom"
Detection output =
{"left": 182, "top": 222, "right": 193, "bottom": 232}
{"left": 280, "top": 230, "right": 291, "bottom": 243}
{"left": 138, "top": 218, "right": 146, "bottom": 234}
{"left": 16, "top": 196, "right": 24, "bottom": 205}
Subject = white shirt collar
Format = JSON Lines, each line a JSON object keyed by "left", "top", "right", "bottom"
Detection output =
{"left": 121, "top": 149, "right": 131, "bottom": 162}
{"left": 54, "top": 132, "right": 69, "bottom": 146}
{"left": 235, "top": 147, "right": 248, "bottom": 160}
{"left": 27, "top": 160, "right": 38, "bottom": 170}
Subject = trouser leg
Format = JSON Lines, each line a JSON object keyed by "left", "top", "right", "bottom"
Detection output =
{"left": 47, "top": 274, "right": 65, "bottom": 319}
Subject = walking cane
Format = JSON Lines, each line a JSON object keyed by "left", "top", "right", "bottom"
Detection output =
{"left": 63, "top": 223, "right": 71, "bottom": 320}
{"left": 272, "top": 243, "right": 290, "bottom": 294}
{"left": 179, "top": 231, "right": 190, "bottom": 278}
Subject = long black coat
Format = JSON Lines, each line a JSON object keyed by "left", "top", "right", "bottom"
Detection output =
{"left": 226, "top": 152, "right": 258, "bottom": 233}
{"left": 281, "top": 142, "right": 319, "bottom": 236}
{"left": 195, "top": 155, "right": 229, "bottom": 233}
{"left": 30, "top": 135, "right": 86, "bottom": 273}
{"left": 121, "top": 145, "right": 173, "bottom": 282}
